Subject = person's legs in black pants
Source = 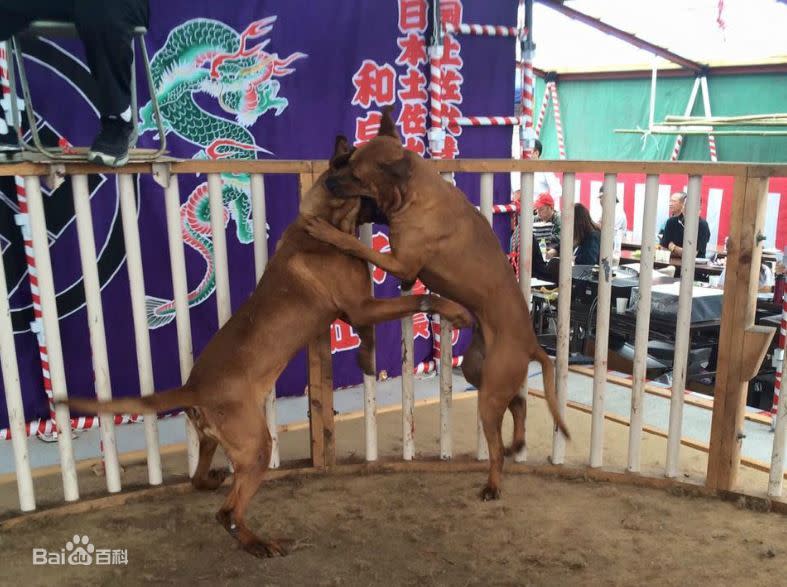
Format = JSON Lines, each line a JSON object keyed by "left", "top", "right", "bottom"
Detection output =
{"left": 75, "top": 0, "right": 149, "bottom": 166}
{"left": 0, "top": 0, "right": 149, "bottom": 165}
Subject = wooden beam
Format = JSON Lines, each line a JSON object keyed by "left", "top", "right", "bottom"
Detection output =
{"left": 707, "top": 172, "right": 770, "bottom": 491}
{"left": 307, "top": 331, "right": 335, "bottom": 469}
{"left": 537, "top": 0, "right": 705, "bottom": 72}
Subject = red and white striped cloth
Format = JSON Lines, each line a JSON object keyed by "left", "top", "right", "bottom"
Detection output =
{"left": 414, "top": 356, "right": 463, "bottom": 376}
{"left": 428, "top": 44, "right": 443, "bottom": 154}
{"left": 534, "top": 85, "right": 551, "bottom": 138}
{"left": 519, "top": 50, "right": 535, "bottom": 157}
{"left": 548, "top": 81, "right": 567, "bottom": 160}
{"left": 451, "top": 115, "right": 524, "bottom": 127}
{"left": 443, "top": 23, "right": 527, "bottom": 39}
{"left": 0, "top": 413, "right": 144, "bottom": 440}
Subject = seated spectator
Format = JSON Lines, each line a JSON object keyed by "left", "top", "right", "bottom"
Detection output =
{"left": 533, "top": 192, "right": 561, "bottom": 257}
{"left": 598, "top": 184, "right": 627, "bottom": 244}
{"left": 573, "top": 203, "right": 601, "bottom": 266}
{"left": 659, "top": 192, "right": 711, "bottom": 258}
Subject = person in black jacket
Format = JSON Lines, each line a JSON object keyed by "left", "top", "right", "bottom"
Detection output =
{"left": 659, "top": 191, "right": 711, "bottom": 258}
{"left": 0, "top": 0, "right": 150, "bottom": 166}
{"left": 573, "top": 203, "right": 601, "bottom": 265}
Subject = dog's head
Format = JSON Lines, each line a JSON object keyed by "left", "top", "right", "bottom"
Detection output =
{"left": 323, "top": 106, "right": 413, "bottom": 217}
{"left": 300, "top": 135, "right": 387, "bottom": 232}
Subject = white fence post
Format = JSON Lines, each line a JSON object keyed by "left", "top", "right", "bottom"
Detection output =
{"left": 0, "top": 231, "right": 36, "bottom": 510}
{"left": 250, "top": 173, "right": 279, "bottom": 469}
{"left": 207, "top": 174, "right": 231, "bottom": 327}
{"left": 477, "top": 172, "right": 494, "bottom": 461}
{"left": 119, "top": 173, "right": 163, "bottom": 485}
{"left": 72, "top": 175, "right": 122, "bottom": 493}
{"left": 359, "top": 222, "right": 378, "bottom": 462}
{"left": 627, "top": 174, "right": 659, "bottom": 472}
{"left": 666, "top": 175, "right": 702, "bottom": 477}
{"left": 25, "top": 176, "right": 79, "bottom": 501}
{"left": 552, "top": 173, "right": 574, "bottom": 464}
{"left": 162, "top": 174, "right": 199, "bottom": 475}
{"left": 590, "top": 173, "right": 617, "bottom": 468}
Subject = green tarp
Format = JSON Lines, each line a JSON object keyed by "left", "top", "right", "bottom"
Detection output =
{"left": 534, "top": 73, "right": 787, "bottom": 163}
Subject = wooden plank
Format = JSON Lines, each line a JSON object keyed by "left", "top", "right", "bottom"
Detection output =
{"left": 0, "top": 159, "right": 313, "bottom": 178}
{"left": 307, "top": 331, "right": 335, "bottom": 468}
{"left": 3, "top": 158, "right": 783, "bottom": 179}
{"left": 708, "top": 172, "right": 769, "bottom": 491}
{"left": 427, "top": 159, "right": 761, "bottom": 177}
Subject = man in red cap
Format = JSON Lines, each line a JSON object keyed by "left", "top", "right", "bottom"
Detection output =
{"left": 533, "top": 192, "right": 561, "bottom": 258}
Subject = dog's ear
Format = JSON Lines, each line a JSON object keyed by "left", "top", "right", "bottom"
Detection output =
{"left": 379, "top": 155, "right": 411, "bottom": 186}
{"left": 378, "top": 106, "right": 400, "bottom": 140}
{"left": 329, "top": 135, "right": 352, "bottom": 168}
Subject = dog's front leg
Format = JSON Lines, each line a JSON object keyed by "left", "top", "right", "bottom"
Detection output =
{"left": 305, "top": 217, "right": 425, "bottom": 282}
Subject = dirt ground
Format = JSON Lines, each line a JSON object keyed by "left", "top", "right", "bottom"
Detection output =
{"left": 1, "top": 392, "right": 785, "bottom": 586}
{"left": 0, "top": 470, "right": 783, "bottom": 587}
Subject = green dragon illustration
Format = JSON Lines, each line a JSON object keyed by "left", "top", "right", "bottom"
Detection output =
{"left": 139, "top": 17, "right": 306, "bottom": 328}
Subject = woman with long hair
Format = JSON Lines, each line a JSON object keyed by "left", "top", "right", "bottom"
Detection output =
{"left": 573, "top": 203, "right": 601, "bottom": 265}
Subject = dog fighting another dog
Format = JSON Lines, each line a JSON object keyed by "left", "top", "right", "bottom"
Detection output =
{"left": 62, "top": 106, "right": 569, "bottom": 558}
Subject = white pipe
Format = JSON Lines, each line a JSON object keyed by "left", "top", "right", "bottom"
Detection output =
{"left": 359, "top": 222, "right": 378, "bottom": 462}
{"left": 163, "top": 174, "right": 199, "bottom": 476}
{"left": 26, "top": 176, "right": 79, "bottom": 502}
{"left": 118, "top": 174, "right": 162, "bottom": 486}
{"left": 627, "top": 175, "right": 659, "bottom": 473}
{"left": 207, "top": 174, "right": 231, "bottom": 327}
{"left": 0, "top": 234, "right": 36, "bottom": 510}
{"left": 439, "top": 315, "right": 453, "bottom": 460}
{"left": 700, "top": 76, "right": 718, "bottom": 161}
{"left": 72, "top": 175, "right": 122, "bottom": 493}
{"left": 401, "top": 289, "right": 415, "bottom": 461}
{"left": 665, "top": 175, "right": 701, "bottom": 477}
{"left": 552, "top": 173, "right": 575, "bottom": 465}
{"left": 769, "top": 337, "right": 787, "bottom": 495}
{"left": 648, "top": 57, "right": 658, "bottom": 129}
{"left": 477, "top": 173, "right": 494, "bottom": 461}
{"left": 440, "top": 172, "right": 453, "bottom": 460}
{"left": 517, "top": 171, "right": 535, "bottom": 463}
{"left": 250, "top": 174, "right": 279, "bottom": 469}
{"left": 590, "top": 173, "right": 617, "bottom": 468}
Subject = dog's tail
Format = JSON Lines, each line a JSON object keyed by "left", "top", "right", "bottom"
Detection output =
{"left": 61, "top": 386, "right": 196, "bottom": 416}
{"left": 533, "top": 346, "right": 571, "bottom": 440}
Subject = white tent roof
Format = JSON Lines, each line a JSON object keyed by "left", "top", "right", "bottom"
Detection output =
{"left": 530, "top": 0, "right": 787, "bottom": 73}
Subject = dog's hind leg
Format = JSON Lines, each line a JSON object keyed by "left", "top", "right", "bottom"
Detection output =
{"left": 505, "top": 395, "right": 526, "bottom": 457}
{"left": 477, "top": 348, "right": 527, "bottom": 500}
{"left": 355, "top": 325, "right": 375, "bottom": 376}
{"left": 187, "top": 408, "right": 229, "bottom": 491}
{"left": 217, "top": 418, "right": 292, "bottom": 558}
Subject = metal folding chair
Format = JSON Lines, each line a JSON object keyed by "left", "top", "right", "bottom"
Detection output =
{"left": 6, "top": 20, "right": 166, "bottom": 161}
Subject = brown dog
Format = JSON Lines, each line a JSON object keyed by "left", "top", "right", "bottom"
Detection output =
{"left": 305, "top": 108, "right": 570, "bottom": 500}
{"left": 62, "top": 137, "right": 472, "bottom": 558}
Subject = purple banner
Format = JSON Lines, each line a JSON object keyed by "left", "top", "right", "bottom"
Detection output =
{"left": 0, "top": 0, "right": 516, "bottom": 430}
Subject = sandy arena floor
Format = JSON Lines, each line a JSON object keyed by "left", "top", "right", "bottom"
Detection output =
{"left": 1, "top": 393, "right": 784, "bottom": 586}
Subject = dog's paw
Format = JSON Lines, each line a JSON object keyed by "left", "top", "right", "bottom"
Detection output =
{"left": 433, "top": 299, "right": 473, "bottom": 329}
{"left": 193, "top": 468, "right": 230, "bottom": 491}
{"left": 215, "top": 510, "right": 237, "bottom": 536}
{"left": 304, "top": 216, "right": 342, "bottom": 246}
{"left": 242, "top": 538, "right": 293, "bottom": 559}
{"left": 479, "top": 485, "right": 501, "bottom": 501}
